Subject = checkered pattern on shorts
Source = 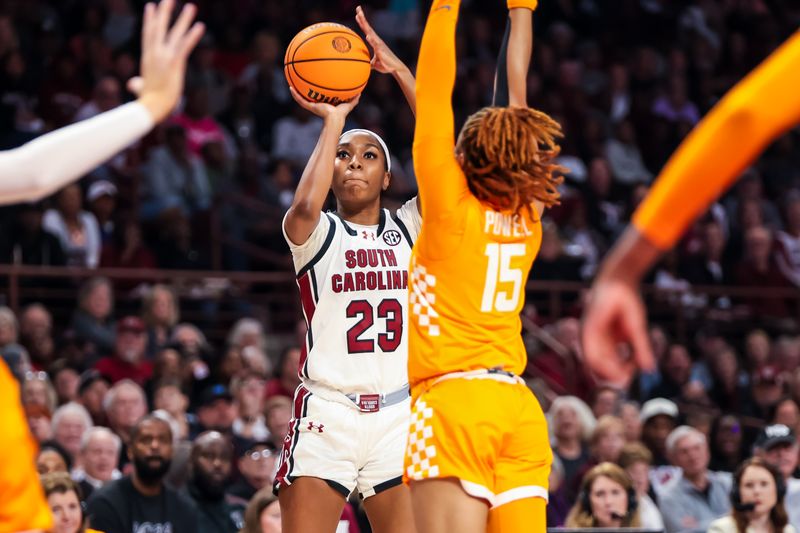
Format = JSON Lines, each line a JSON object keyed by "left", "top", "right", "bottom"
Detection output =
{"left": 410, "top": 259, "right": 440, "bottom": 337}
{"left": 405, "top": 399, "right": 439, "bottom": 479}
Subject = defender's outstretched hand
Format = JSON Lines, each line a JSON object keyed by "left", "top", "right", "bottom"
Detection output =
{"left": 133, "top": 0, "right": 205, "bottom": 122}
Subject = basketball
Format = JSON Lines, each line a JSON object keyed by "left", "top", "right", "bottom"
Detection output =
{"left": 284, "top": 23, "right": 371, "bottom": 105}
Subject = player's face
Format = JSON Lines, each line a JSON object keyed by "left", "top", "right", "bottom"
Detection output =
{"left": 332, "top": 132, "right": 389, "bottom": 208}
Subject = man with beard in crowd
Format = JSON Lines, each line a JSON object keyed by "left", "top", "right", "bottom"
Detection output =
{"left": 87, "top": 414, "right": 197, "bottom": 532}
{"left": 186, "top": 431, "right": 245, "bottom": 533}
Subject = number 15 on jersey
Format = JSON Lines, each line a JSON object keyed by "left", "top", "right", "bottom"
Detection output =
{"left": 481, "top": 243, "right": 526, "bottom": 312}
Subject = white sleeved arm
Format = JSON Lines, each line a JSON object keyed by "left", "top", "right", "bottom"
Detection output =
{"left": 0, "top": 102, "right": 154, "bottom": 205}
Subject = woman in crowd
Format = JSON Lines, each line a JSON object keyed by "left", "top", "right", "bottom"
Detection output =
{"left": 618, "top": 442, "right": 665, "bottom": 530}
{"left": 41, "top": 471, "right": 101, "bottom": 533}
{"left": 547, "top": 395, "right": 597, "bottom": 498}
{"left": 708, "top": 457, "right": 794, "bottom": 533}
{"left": 565, "top": 462, "right": 642, "bottom": 529}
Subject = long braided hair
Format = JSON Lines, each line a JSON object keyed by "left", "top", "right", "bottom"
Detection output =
{"left": 457, "top": 106, "right": 564, "bottom": 218}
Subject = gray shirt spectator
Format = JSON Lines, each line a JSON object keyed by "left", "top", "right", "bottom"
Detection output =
{"left": 659, "top": 426, "right": 731, "bottom": 533}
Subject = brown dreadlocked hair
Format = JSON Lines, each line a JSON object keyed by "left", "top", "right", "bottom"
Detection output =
{"left": 458, "top": 106, "right": 565, "bottom": 217}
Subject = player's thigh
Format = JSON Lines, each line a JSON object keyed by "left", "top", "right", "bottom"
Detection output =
{"left": 279, "top": 476, "right": 347, "bottom": 533}
{"left": 358, "top": 400, "right": 409, "bottom": 499}
{"left": 487, "top": 497, "right": 547, "bottom": 533}
{"left": 362, "top": 483, "right": 416, "bottom": 533}
{"left": 410, "top": 478, "right": 489, "bottom": 533}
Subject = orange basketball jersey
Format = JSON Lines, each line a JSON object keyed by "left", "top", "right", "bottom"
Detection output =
{"left": 408, "top": 195, "right": 541, "bottom": 387}
{"left": 408, "top": 0, "right": 543, "bottom": 389}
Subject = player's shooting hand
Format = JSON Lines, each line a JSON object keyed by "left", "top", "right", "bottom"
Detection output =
{"left": 289, "top": 87, "right": 361, "bottom": 121}
{"left": 133, "top": 0, "right": 205, "bottom": 122}
{"left": 355, "top": 6, "right": 407, "bottom": 75}
{"left": 581, "top": 274, "right": 655, "bottom": 388}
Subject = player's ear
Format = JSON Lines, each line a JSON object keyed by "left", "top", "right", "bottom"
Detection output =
{"left": 382, "top": 171, "right": 391, "bottom": 191}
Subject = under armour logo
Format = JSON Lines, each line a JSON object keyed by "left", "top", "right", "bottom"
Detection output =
{"left": 362, "top": 231, "right": 375, "bottom": 241}
{"left": 307, "top": 422, "right": 324, "bottom": 433}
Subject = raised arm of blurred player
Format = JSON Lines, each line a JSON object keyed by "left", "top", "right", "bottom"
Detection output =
{"left": 0, "top": 0, "right": 204, "bottom": 206}
{"left": 356, "top": 5, "right": 416, "bottom": 116}
{"left": 582, "top": 30, "right": 800, "bottom": 387}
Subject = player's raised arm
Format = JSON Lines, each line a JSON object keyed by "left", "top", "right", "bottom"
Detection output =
{"left": 494, "top": 1, "right": 538, "bottom": 108}
{"left": 582, "top": 30, "right": 800, "bottom": 387}
{"left": 356, "top": 6, "right": 416, "bottom": 116}
{"left": 283, "top": 90, "right": 361, "bottom": 245}
{"left": 412, "top": 0, "right": 468, "bottom": 219}
{"left": 0, "top": 0, "right": 204, "bottom": 206}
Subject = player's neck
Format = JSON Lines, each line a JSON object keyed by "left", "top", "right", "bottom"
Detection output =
{"left": 337, "top": 203, "right": 381, "bottom": 226}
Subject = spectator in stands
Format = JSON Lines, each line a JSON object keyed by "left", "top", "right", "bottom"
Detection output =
{"left": 26, "top": 403, "right": 53, "bottom": 442}
{"left": 240, "top": 487, "right": 281, "bottom": 533}
{"left": 142, "top": 284, "right": 180, "bottom": 358}
{"left": 95, "top": 316, "right": 152, "bottom": 386}
{"left": 745, "top": 329, "right": 772, "bottom": 375}
{"left": 52, "top": 402, "right": 92, "bottom": 466}
{"left": 232, "top": 373, "right": 268, "bottom": 442}
{"left": 619, "top": 442, "right": 665, "bottom": 530}
{"left": 74, "top": 76, "right": 121, "bottom": 122}
{"left": 772, "top": 397, "right": 800, "bottom": 432}
{"left": 22, "top": 369, "right": 58, "bottom": 413}
{"left": 227, "top": 318, "right": 268, "bottom": 356}
{"left": 775, "top": 193, "right": 800, "bottom": 288}
{"left": 98, "top": 218, "right": 158, "bottom": 272}
{"left": 37, "top": 441, "right": 72, "bottom": 475}
{"left": 528, "top": 219, "right": 586, "bottom": 282}
{"left": 0, "top": 306, "right": 17, "bottom": 348}
{"left": 76, "top": 370, "right": 109, "bottom": 426}
{"left": 604, "top": 118, "right": 653, "bottom": 185}
{"left": 153, "top": 379, "right": 194, "bottom": 441}
{"left": 103, "top": 379, "right": 148, "bottom": 462}
{"left": 773, "top": 337, "right": 800, "bottom": 376}
{"left": 0, "top": 201, "right": 66, "bottom": 267}
{"left": 547, "top": 456, "right": 571, "bottom": 527}
{"left": 229, "top": 442, "right": 276, "bottom": 501}
{"left": 565, "top": 462, "right": 642, "bottom": 528}
{"left": 591, "top": 386, "right": 622, "bottom": 419}
{"left": 680, "top": 219, "right": 732, "bottom": 289}
{"left": 40, "top": 472, "right": 90, "bottom": 533}
{"left": 86, "top": 181, "right": 117, "bottom": 247}
{"left": 527, "top": 317, "right": 595, "bottom": 399}
{"left": 619, "top": 401, "right": 642, "bottom": 442}
{"left": 747, "top": 365, "right": 787, "bottom": 420}
{"left": 709, "top": 347, "right": 750, "bottom": 414}
{"left": 172, "top": 85, "right": 226, "bottom": 157}
{"left": 71, "top": 277, "right": 116, "bottom": 357}
{"left": 659, "top": 425, "right": 732, "bottom": 533}
{"left": 548, "top": 396, "right": 597, "bottom": 499}
{"left": 270, "top": 104, "right": 322, "bottom": 168}
{"left": 640, "top": 398, "right": 679, "bottom": 466}
{"left": 43, "top": 184, "right": 102, "bottom": 268}
{"left": 171, "top": 322, "right": 212, "bottom": 362}
{"left": 87, "top": 415, "right": 198, "bottom": 533}
{"left": 708, "top": 457, "right": 793, "bottom": 533}
{"left": 591, "top": 416, "right": 626, "bottom": 465}
{"left": 19, "top": 303, "right": 54, "bottom": 368}
{"left": 51, "top": 361, "right": 80, "bottom": 405}
{"left": 263, "top": 396, "right": 291, "bottom": 453}
{"left": 651, "top": 75, "right": 700, "bottom": 126}
{"left": 650, "top": 344, "right": 694, "bottom": 401}
{"left": 264, "top": 346, "right": 300, "bottom": 400}
{"left": 754, "top": 425, "right": 799, "bottom": 483}
{"left": 708, "top": 415, "right": 745, "bottom": 474}
{"left": 141, "top": 123, "right": 212, "bottom": 219}
{"left": 191, "top": 384, "right": 238, "bottom": 439}
{"left": 186, "top": 431, "right": 245, "bottom": 533}
{"left": 735, "top": 226, "right": 793, "bottom": 318}
{"left": 73, "top": 427, "right": 121, "bottom": 500}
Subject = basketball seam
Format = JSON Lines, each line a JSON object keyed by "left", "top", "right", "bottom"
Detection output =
{"left": 291, "top": 30, "right": 365, "bottom": 64}
{"left": 285, "top": 58, "right": 371, "bottom": 65}
{"left": 289, "top": 61, "right": 370, "bottom": 93}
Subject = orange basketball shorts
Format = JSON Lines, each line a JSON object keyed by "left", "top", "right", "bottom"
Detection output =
{"left": 404, "top": 372, "right": 552, "bottom": 508}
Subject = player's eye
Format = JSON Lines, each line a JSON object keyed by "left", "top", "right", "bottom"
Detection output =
{"left": 364, "top": 151, "right": 377, "bottom": 159}
{"left": 337, "top": 150, "right": 349, "bottom": 159}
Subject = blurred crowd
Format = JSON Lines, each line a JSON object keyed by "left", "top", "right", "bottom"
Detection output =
{"left": 2, "top": 0, "right": 800, "bottom": 532}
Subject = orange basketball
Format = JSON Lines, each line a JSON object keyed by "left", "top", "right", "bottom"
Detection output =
{"left": 284, "top": 22, "right": 371, "bottom": 105}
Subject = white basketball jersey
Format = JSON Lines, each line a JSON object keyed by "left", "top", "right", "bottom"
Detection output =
{"left": 283, "top": 199, "right": 421, "bottom": 394}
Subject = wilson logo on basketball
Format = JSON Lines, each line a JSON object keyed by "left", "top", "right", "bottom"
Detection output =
{"left": 383, "top": 230, "right": 402, "bottom": 246}
{"left": 332, "top": 37, "right": 352, "bottom": 53}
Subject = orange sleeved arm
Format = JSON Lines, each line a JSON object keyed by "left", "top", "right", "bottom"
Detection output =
{"left": 0, "top": 362, "right": 52, "bottom": 532}
{"left": 413, "top": 0, "right": 470, "bottom": 221}
{"left": 633, "top": 30, "right": 800, "bottom": 249}
{"left": 508, "top": 0, "right": 537, "bottom": 9}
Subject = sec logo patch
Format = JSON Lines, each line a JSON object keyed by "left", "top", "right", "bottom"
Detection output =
{"left": 383, "top": 230, "right": 402, "bottom": 246}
